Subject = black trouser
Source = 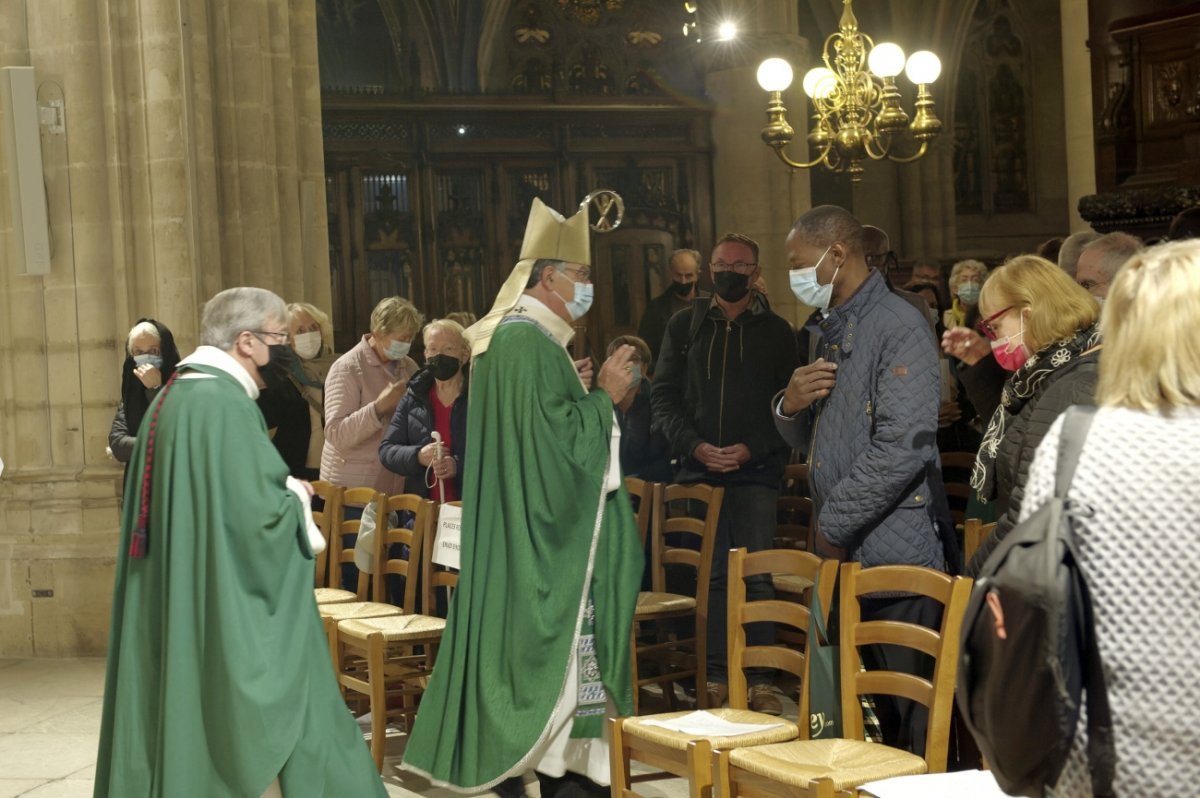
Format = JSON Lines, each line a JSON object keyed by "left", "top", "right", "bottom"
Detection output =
{"left": 706, "top": 483, "right": 777, "bottom": 685}
{"left": 859, "top": 594, "right": 943, "bottom": 757}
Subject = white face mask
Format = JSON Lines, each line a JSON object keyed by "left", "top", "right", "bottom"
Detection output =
{"left": 382, "top": 339, "right": 411, "bottom": 361}
{"left": 788, "top": 245, "right": 838, "bottom": 310}
{"left": 553, "top": 275, "right": 594, "bottom": 321}
{"left": 293, "top": 331, "right": 322, "bottom": 360}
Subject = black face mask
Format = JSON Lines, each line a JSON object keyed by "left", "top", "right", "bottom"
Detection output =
{"left": 713, "top": 271, "right": 750, "bottom": 302}
{"left": 670, "top": 280, "right": 694, "bottom": 297}
{"left": 268, "top": 340, "right": 296, "bottom": 369}
{"left": 427, "top": 354, "right": 462, "bottom": 381}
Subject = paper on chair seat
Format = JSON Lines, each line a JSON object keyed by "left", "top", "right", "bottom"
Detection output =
{"left": 860, "top": 769, "right": 1029, "bottom": 798}
{"left": 638, "top": 710, "right": 787, "bottom": 737}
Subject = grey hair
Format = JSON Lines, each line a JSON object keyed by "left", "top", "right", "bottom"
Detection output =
{"left": 1081, "top": 231, "right": 1143, "bottom": 282}
{"left": 1057, "top": 230, "right": 1102, "bottom": 277}
{"left": 669, "top": 248, "right": 701, "bottom": 268}
{"left": 199, "top": 287, "right": 288, "bottom": 350}
{"left": 525, "top": 258, "right": 565, "bottom": 289}
{"left": 126, "top": 321, "right": 160, "bottom": 353}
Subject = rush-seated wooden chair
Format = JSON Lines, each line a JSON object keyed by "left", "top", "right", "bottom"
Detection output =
{"left": 939, "top": 452, "right": 976, "bottom": 530}
{"left": 310, "top": 480, "right": 341, "bottom": 590}
{"left": 631, "top": 482, "right": 722, "bottom": 713}
{"left": 963, "top": 518, "right": 997, "bottom": 566}
{"left": 423, "top": 500, "right": 461, "bottom": 618}
{"left": 624, "top": 476, "right": 659, "bottom": 548}
{"left": 314, "top": 486, "right": 380, "bottom": 605}
{"left": 712, "top": 562, "right": 972, "bottom": 798}
{"left": 334, "top": 495, "right": 445, "bottom": 771}
{"left": 611, "top": 547, "right": 837, "bottom": 798}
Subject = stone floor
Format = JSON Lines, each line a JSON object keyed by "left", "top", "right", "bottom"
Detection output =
{"left": 0, "top": 659, "right": 714, "bottom": 798}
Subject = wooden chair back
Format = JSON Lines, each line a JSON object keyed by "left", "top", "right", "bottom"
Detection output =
{"left": 651, "top": 483, "right": 723, "bottom": 598}
{"left": 375, "top": 493, "right": 434, "bottom": 613}
{"left": 623, "top": 476, "right": 659, "bottom": 548}
{"left": 780, "top": 463, "right": 811, "bottom": 498}
{"left": 310, "top": 481, "right": 341, "bottom": 588}
{"left": 423, "top": 500, "right": 461, "bottom": 617}
{"left": 329, "top": 486, "right": 383, "bottom": 599}
{"left": 727, "top": 547, "right": 837, "bottom": 736}
{"left": 837, "top": 562, "right": 973, "bottom": 772}
{"left": 775, "top": 495, "right": 815, "bottom": 552}
{"left": 963, "top": 518, "right": 997, "bottom": 566}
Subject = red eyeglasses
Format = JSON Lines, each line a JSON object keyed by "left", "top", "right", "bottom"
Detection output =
{"left": 976, "top": 306, "right": 1014, "bottom": 340}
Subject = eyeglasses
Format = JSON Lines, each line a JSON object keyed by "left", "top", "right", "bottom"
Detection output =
{"left": 710, "top": 260, "right": 758, "bottom": 274}
{"left": 1077, "top": 278, "right": 1106, "bottom": 293}
{"left": 975, "top": 306, "right": 1014, "bottom": 340}
{"left": 560, "top": 265, "right": 591, "bottom": 282}
{"left": 251, "top": 330, "right": 289, "bottom": 344}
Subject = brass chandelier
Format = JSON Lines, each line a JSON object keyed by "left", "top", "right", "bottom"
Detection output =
{"left": 756, "top": 0, "right": 942, "bottom": 182}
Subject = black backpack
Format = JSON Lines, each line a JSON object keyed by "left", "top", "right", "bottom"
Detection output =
{"left": 956, "top": 406, "right": 1116, "bottom": 797}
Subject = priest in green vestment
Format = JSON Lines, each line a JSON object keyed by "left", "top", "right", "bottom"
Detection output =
{"left": 94, "top": 287, "right": 386, "bottom": 798}
{"left": 402, "top": 199, "right": 644, "bottom": 796}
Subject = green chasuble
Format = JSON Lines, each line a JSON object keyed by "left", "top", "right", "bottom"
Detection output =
{"left": 94, "top": 358, "right": 386, "bottom": 798}
{"left": 402, "top": 307, "right": 644, "bottom": 790}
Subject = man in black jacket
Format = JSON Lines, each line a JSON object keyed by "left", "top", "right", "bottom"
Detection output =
{"left": 637, "top": 248, "right": 703, "bottom": 371}
{"left": 650, "top": 232, "right": 798, "bottom": 715}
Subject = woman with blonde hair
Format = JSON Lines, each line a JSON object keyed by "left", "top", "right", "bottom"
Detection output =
{"left": 1016, "top": 240, "right": 1200, "bottom": 796}
{"left": 321, "top": 296, "right": 423, "bottom": 494}
{"left": 947, "top": 255, "right": 1101, "bottom": 573}
{"left": 943, "top": 258, "right": 989, "bottom": 330}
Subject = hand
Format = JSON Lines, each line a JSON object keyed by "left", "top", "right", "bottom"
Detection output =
{"left": 596, "top": 345, "right": 636, "bottom": 404}
{"left": 418, "top": 442, "right": 439, "bottom": 467}
{"left": 938, "top": 399, "right": 963, "bottom": 427}
{"left": 134, "top": 364, "right": 162, "bottom": 389}
{"left": 692, "top": 442, "right": 749, "bottom": 473}
{"left": 574, "top": 357, "right": 594, "bottom": 389}
{"left": 374, "top": 378, "right": 408, "bottom": 419}
{"left": 780, "top": 359, "right": 838, "bottom": 416}
{"left": 299, "top": 480, "right": 314, "bottom": 497}
{"left": 432, "top": 455, "right": 457, "bottom": 481}
{"left": 942, "top": 327, "right": 990, "bottom": 366}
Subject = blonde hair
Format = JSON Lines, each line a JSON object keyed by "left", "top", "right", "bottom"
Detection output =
{"left": 979, "top": 255, "right": 1099, "bottom": 353}
{"left": 287, "top": 301, "right": 334, "bottom": 355}
{"left": 369, "top": 296, "right": 424, "bottom": 338}
{"left": 1097, "top": 241, "right": 1200, "bottom": 410}
{"left": 126, "top": 321, "right": 160, "bottom": 353}
{"left": 948, "top": 259, "right": 988, "bottom": 295}
{"left": 422, "top": 318, "right": 470, "bottom": 355}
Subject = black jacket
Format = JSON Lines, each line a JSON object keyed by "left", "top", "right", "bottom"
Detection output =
{"left": 650, "top": 293, "right": 798, "bottom": 487}
{"left": 962, "top": 350, "right": 1100, "bottom": 574}
{"left": 637, "top": 287, "right": 708, "bottom": 371}
{"left": 378, "top": 368, "right": 468, "bottom": 499}
{"left": 615, "top": 379, "right": 673, "bottom": 483}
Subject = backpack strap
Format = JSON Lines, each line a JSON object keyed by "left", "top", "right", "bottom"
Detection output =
{"left": 1052, "top": 405, "right": 1098, "bottom": 498}
{"left": 1055, "top": 405, "right": 1116, "bottom": 796}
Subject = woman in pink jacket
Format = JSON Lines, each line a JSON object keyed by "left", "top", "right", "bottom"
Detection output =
{"left": 320, "top": 296, "right": 423, "bottom": 495}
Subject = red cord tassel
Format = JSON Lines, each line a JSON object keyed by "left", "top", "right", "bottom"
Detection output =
{"left": 130, "top": 373, "right": 177, "bottom": 559}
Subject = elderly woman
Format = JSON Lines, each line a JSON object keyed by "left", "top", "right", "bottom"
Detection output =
{"left": 943, "top": 258, "right": 988, "bottom": 331}
{"left": 1017, "top": 241, "right": 1200, "bottom": 797}
{"left": 321, "top": 296, "right": 422, "bottom": 495}
{"left": 379, "top": 318, "right": 470, "bottom": 501}
{"left": 604, "top": 334, "right": 672, "bottom": 483}
{"left": 944, "top": 255, "right": 1101, "bottom": 574}
{"left": 108, "top": 319, "right": 181, "bottom": 468}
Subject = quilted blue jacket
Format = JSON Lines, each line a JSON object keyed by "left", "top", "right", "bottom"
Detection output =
{"left": 775, "top": 270, "right": 950, "bottom": 569}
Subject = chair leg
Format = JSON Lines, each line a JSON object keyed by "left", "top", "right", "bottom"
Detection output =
{"left": 685, "top": 739, "right": 713, "bottom": 798}
{"left": 608, "top": 717, "right": 633, "bottom": 798}
{"left": 711, "top": 749, "right": 732, "bottom": 798}
{"left": 368, "top": 634, "right": 387, "bottom": 772}
{"left": 630, "top": 627, "right": 641, "bottom": 716}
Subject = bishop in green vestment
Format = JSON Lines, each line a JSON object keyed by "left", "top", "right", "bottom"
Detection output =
{"left": 402, "top": 199, "right": 644, "bottom": 794}
{"left": 94, "top": 288, "right": 385, "bottom": 798}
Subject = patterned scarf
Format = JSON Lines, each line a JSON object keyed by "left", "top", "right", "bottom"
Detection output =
{"left": 971, "top": 324, "right": 1102, "bottom": 501}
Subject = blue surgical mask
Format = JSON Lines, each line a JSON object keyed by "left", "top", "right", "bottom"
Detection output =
{"left": 629, "top": 363, "right": 643, "bottom": 384}
{"left": 788, "top": 246, "right": 838, "bottom": 310}
{"left": 957, "top": 282, "right": 981, "bottom": 305}
{"left": 133, "top": 354, "right": 163, "bottom": 370}
{"left": 383, "top": 339, "right": 411, "bottom": 361}
{"left": 554, "top": 276, "right": 594, "bottom": 321}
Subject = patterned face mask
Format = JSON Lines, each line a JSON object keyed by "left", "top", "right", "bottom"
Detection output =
{"left": 990, "top": 319, "right": 1028, "bottom": 372}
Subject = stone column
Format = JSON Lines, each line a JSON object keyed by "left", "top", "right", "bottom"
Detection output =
{"left": 0, "top": 0, "right": 330, "bottom": 657}
{"left": 1060, "top": 0, "right": 1096, "bottom": 232}
{"left": 706, "top": 1, "right": 812, "bottom": 328}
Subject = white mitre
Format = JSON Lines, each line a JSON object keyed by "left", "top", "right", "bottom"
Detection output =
{"left": 466, "top": 197, "right": 590, "bottom": 357}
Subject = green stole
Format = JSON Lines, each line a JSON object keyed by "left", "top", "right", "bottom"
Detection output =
{"left": 402, "top": 309, "right": 643, "bottom": 790}
{"left": 94, "top": 362, "right": 385, "bottom": 798}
